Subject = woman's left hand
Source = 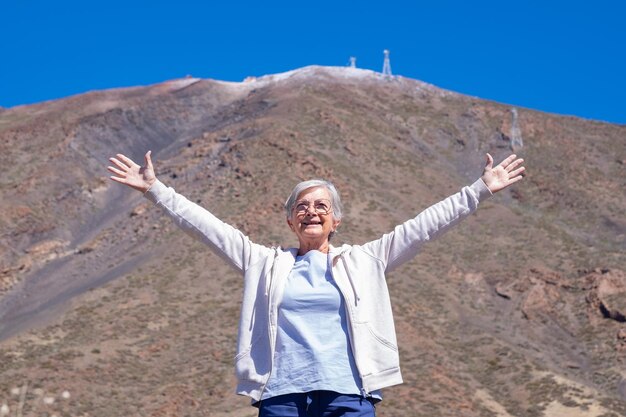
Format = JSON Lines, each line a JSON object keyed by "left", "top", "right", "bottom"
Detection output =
{"left": 481, "top": 153, "right": 525, "bottom": 193}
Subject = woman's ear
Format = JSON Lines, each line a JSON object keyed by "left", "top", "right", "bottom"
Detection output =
{"left": 286, "top": 218, "right": 295, "bottom": 232}
{"left": 332, "top": 218, "right": 341, "bottom": 232}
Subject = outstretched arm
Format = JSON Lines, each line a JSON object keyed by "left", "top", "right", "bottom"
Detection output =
{"left": 107, "top": 150, "right": 271, "bottom": 272}
{"left": 361, "top": 153, "right": 525, "bottom": 271}
{"left": 481, "top": 153, "right": 525, "bottom": 193}
{"left": 107, "top": 151, "right": 157, "bottom": 193}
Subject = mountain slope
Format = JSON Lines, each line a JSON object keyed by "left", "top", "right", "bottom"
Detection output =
{"left": 0, "top": 66, "right": 625, "bottom": 416}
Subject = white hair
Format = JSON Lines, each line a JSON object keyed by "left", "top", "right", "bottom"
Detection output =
{"left": 284, "top": 179, "right": 343, "bottom": 221}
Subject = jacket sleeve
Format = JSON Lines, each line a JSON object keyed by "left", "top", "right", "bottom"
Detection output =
{"left": 144, "top": 180, "right": 272, "bottom": 273}
{"left": 360, "top": 178, "right": 493, "bottom": 272}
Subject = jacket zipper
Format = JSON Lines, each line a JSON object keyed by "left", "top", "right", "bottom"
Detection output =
{"left": 259, "top": 250, "right": 280, "bottom": 400}
{"left": 330, "top": 253, "right": 368, "bottom": 394}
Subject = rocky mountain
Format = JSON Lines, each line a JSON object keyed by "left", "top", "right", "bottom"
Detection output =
{"left": 0, "top": 66, "right": 625, "bottom": 417}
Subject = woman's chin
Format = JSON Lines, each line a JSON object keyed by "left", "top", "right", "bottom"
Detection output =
{"left": 299, "top": 229, "right": 328, "bottom": 241}
{"left": 302, "top": 232, "right": 324, "bottom": 240}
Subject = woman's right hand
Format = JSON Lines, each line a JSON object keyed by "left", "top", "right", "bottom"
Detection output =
{"left": 107, "top": 151, "right": 157, "bottom": 193}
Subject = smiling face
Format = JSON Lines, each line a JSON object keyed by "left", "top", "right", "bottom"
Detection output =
{"left": 287, "top": 186, "right": 341, "bottom": 253}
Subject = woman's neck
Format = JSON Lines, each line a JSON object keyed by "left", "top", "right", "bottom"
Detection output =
{"left": 297, "top": 240, "right": 330, "bottom": 256}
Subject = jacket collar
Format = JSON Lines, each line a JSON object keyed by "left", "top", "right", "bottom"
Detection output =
{"left": 284, "top": 244, "right": 347, "bottom": 258}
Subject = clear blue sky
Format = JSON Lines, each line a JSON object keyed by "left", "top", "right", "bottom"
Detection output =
{"left": 2, "top": 1, "right": 625, "bottom": 124}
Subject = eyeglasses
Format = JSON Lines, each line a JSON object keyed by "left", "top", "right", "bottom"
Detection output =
{"left": 293, "top": 199, "right": 332, "bottom": 215}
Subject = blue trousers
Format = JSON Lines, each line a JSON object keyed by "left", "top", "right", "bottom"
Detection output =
{"left": 257, "top": 391, "right": 376, "bottom": 417}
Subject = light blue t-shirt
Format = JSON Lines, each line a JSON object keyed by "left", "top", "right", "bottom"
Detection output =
{"left": 262, "top": 250, "right": 381, "bottom": 400}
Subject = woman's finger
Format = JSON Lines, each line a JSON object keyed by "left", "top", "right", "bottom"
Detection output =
{"left": 484, "top": 153, "right": 494, "bottom": 170}
{"left": 107, "top": 166, "right": 126, "bottom": 177}
{"left": 505, "top": 158, "right": 524, "bottom": 172}
{"left": 145, "top": 150, "right": 153, "bottom": 169}
{"left": 508, "top": 167, "right": 526, "bottom": 178}
{"left": 109, "top": 175, "right": 127, "bottom": 184}
{"left": 116, "top": 153, "right": 137, "bottom": 168}
{"left": 498, "top": 154, "right": 517, "bottom": 169}
{"left": 109, "top": 157, "right": 129, "bottom": 171}
{"left": 507, "top": 174, "right": 524, "bottom": 185}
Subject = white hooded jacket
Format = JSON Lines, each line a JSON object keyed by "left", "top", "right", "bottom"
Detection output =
{"left": 144, "top": 178, "right": 492, "bottom": 402}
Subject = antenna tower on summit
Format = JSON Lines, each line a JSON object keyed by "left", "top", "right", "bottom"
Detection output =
{"left": 349, "top": 56, "right": 356, "bottom": 68}
{"left": 510, "top": 108, "right": 524, "bottom": 149}
{"left": 382, "top": 49, "right": 392, "bottom": 78}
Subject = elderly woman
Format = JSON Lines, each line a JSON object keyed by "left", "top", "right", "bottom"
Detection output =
{"left": 108, "top": 151, "right": 524, "bottom": 416}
